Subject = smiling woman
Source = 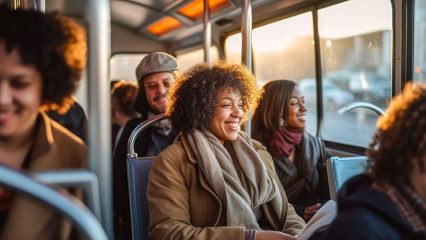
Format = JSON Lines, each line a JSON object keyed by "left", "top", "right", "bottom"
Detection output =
{"left": 252, "top": 80, "right": 331, "bottom": 222}
{"left": 0, "top": 5, "right": 87, "bottom": 239}
{"left": 147, "top": 62, "right": 305, "bottom": 240}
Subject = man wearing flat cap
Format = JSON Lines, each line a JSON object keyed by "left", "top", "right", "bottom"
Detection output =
{"left": 112, "top": 52, "right": 178, "bottom": 240}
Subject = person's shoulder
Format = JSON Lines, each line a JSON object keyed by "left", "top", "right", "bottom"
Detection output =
{"left": 120, "top": 117, "right": 148, "bottom": 139}
{"left": 304, "top": 131, "right": 323, "bottom": 144}
{"left": 157, "top": 141, "right": 186, "bottom": 162}
{"left": 326, "top": 207, "right": 392, "bottom": 240}
{"left": 50, "top": 118, "right": 86, "bottom": 148}
{"left": 124, "top": 117, "right": 145, "bottom": 130}
{"left": 49, "top": 119, "right": 88, "bottom": 167}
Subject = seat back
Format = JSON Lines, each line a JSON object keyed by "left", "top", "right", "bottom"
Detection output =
{"left": 126, "top": 114, "right": 169, "bottom": 240}
{"left": 127, "top": 156, "right": 154, "bottom": 240}
{"left": 326, "top": 156, "right": 367, "bottom": 201}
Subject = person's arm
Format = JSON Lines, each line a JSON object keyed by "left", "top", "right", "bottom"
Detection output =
{"left": 314, "top": 136, "right": 331, "bottom": 200}
{"left": 256, "top": 147, "right": 306, "bottom": 236}
{"left": 147, "top": 148, "right": 246, "bottom": 240}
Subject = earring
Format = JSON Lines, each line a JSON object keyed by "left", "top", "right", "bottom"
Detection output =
{"left": 280, "top": 118, "right": 286, "bottom": 127}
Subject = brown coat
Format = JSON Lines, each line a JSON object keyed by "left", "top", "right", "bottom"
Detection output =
{"left": 1, "top": 112, "right": 88, "bottom": 240}
{"left": 147, "top": 136, "right": 305, "bottom": 240}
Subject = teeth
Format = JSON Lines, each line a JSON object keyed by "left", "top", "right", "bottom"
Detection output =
{"left": 226, "top": 122, "right": 239, "bottom": 129}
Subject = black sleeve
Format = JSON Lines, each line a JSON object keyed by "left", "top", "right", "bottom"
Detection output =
{"left": 318, "top": 137, "right": 331, "bottom": 200}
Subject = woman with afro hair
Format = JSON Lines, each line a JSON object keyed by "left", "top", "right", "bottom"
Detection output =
{"left": 0, "top": 4, "right": 87, "bottom": 239}
{"left": 147, "top": 62, "right": 305, "bottom": 240}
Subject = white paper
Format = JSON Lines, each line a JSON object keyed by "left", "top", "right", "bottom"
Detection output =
{"left": 297, "top": 200, "right": 337, "bottom": 240}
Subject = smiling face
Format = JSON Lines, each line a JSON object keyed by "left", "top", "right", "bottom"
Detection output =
{"left": 209, "top": 87, "right": 243, "bottom": 144}
{"left": 142, "top": 72, "right": 174, "bottom": 114}
{"left": 0, "top": 41, "right": 42, "bottom": 139}
{"left": 286, "top": 87, "right": 307, "bottom": 129}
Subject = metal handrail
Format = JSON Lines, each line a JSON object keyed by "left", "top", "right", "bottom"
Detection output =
{"left": 34, "top": 170, "right": 102, "bottom": 221}
{"left": 127, "top": 114, "right": 168, "bottom": 158}
{"left": 85, "top": 0, "right": 112, "bottom": 237}
{"left": 0, "top": 165, "right": 108, "bottom": 240}
{"left": 337, "top": 102, "right": 386, "bottom": 116}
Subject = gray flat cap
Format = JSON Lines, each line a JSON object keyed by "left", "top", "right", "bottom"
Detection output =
{"left": 135, "top": 52, "right": 178, "bottom": 82}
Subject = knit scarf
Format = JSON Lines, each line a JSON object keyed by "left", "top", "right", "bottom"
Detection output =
{"left": 182, "top": 129, "right": 277, "bottom": 229}
{"left": 269, "top": 127, "right": 303, "bottom": 157}
{"left": 147, "top": 111, "right": 172, "bottom": 136}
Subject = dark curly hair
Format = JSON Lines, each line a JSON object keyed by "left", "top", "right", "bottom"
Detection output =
{"left": 167, "top": 62, "right": 263, "bottom": 133}
{"left": 366, "top": 82, "right": 426, "bottom": 185}
{"left": 111, "top": 80, "right": 138, "bottom": 116}
{"left": 0, "top": 4, "right": 87, "bottom": 113}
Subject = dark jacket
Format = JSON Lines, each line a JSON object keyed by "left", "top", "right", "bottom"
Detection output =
{"left": 269, "top": 132, "right": 330, "bottom": 216}
{"left": 47, "top": 102, "right": 88, "bottom": 143}
{"left": 326, "top": 174, "right": 426, "bottom": 240}
{"left": 112, "top": 117, "right": 176, "bottom": 240}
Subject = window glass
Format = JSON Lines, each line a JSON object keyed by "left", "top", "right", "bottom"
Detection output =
{"left": 318, "top": 0, "right": 392, "bottom": 146}
{"left": 110, "top": 54, "right": 147, "bottom": 82}
{"left": 225, "top": 13, "right": 316, "bottom": 135}
{"left": 414, "top": 0, "right": 426, "bottom": 82}
{"left": 224, "top": 33, "right": 243, "bottom": 65}
{"left": 176, "top": 46, "right": 219, "bottom": 72}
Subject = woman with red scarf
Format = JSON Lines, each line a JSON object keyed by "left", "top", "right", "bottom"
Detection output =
{"left": 252, "top": 80, "right": 330, "bottom": 221}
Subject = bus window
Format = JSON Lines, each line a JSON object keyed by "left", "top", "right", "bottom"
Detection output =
{"left": 253, "top": 12, "right": 316, "bottom": 135}
{"left": 225, "top": 13, "right": 317, "bottom": 135}
{"left": 110, "top": 54, "right": 147, "bottom": 81}
{"left": 318, "top": 0, "right": 392, "bottom": 147}
{"left": 176, "top": 46, "right": 219, "bottom": 72}
{"left": 225, "top": 33, "right": 243, "bottom": 65}
{"left": 414, "top": 0, "right": 426, "bottom": 83}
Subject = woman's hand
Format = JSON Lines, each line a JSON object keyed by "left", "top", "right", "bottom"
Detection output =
{"left": 256, "top": 230, "right": 297, "bottom": 240}
{"left": 303, "top": 203, "right": 322, "bottom": 221}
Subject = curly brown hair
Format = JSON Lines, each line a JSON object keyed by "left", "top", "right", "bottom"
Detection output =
{"left": 167, "top": 62, "right": 263, "bottom": 133}
{"left": 366, "top": 82, "right": 426, "bottom": 185}
{"left": 111, "top": 80, "right": 138, "bottom": 116}
{"left": 0, "top": 4, "right": 87, "bottom": 113}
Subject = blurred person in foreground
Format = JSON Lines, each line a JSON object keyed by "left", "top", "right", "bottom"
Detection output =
{"left": 326, "top": 82, "right": 426, "bottom": 240}
{"left": 0, "top": 4, "right": 87, "bottom": 239}
{"left": 147, "top": 62, "right": 305, "bottom": 240}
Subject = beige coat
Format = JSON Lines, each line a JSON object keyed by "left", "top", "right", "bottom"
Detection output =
{"left": 147, "top": 136, "right": 305, "bottom": 240}
{"left": 1, "top": 112, "right": 88, "bottom": 240}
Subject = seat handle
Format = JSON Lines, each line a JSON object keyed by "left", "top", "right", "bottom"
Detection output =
{"left": 127, "top": 114, "right": 168, "bottom": 158}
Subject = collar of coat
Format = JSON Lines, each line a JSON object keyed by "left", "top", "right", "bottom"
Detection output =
{"left": 179, "top": 130, "right": 266, "bottom": 165}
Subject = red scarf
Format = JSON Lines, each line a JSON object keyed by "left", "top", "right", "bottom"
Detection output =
{"left": 269, "top": 127, "right": 303, "bottom": 156}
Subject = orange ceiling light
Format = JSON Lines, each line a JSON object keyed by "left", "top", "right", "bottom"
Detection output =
{"left": 147, "top": 16, "right": 182, "bottom": 36}
{"left": 179, "top": 0, "right": 230, "bottom": 20}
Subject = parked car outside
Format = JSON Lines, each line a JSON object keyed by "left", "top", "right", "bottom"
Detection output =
{"left": 299, "top": 78, "right": 354, "bottom": 112}
{"left": 348, "top": 71, "right": 391, "bottom": 106}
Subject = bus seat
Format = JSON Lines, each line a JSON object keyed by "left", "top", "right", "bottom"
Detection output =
{"left": 126, "top": 114, "right": 168, "bottom": 240}
{"left": 326, "top": 156, "right": 367, "bottom": 201}
{"left": 127, "top": 156, "right": 154, "bottom": 240}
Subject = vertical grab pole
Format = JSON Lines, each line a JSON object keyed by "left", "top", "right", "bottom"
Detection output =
{"left": 203, "top": 0, "right": 211, "bottom": 64}
{"left": 8, "top": 0, "right": 45, "bottom": 12}
{"left": 35, "top": 0, "right": 44, "bottom": 12}
{"left": 241, "top": 0, "right": 253, "bottom": 137}
{"left": 85, "top": 0, "right": 113, "bottom": 238}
